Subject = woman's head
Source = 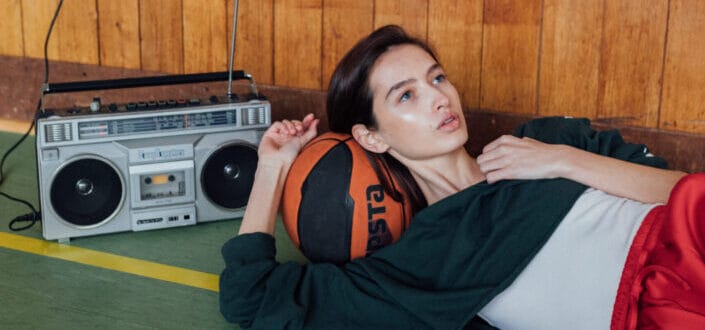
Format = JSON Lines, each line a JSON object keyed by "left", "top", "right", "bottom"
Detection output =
{"left": 328, "top": 25, "right": 466, "bottom": 159}
{"left": 327, "top": 25, "right": 438, "bottom": 134}
{"left": 326, "top": 25, "right": 467, "bottom": 212}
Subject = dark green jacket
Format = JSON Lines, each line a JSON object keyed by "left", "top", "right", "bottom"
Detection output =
{"left": 220, "top": 117, "right": 666, "bottom": 329}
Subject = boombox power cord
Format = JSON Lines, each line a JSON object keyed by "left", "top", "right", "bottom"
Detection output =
{"left": 1, "top": 99, "right": 42, "bottom": 232}
{"left": 1, "top": 0, "right": 64, "bottom": 231}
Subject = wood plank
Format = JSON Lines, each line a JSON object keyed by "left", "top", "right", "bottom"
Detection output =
{"left": 481, "top": 0, "right": 542, "bottom": 114}
{"left": 183, "top": 0, "right": 228, "bottom": 74}
{"left": 21, "top": 0, "right": 60, "bottom": 60}
{"left": 428, "top": 0, "right": 483, "bottom": 109}
{"left": 322, "top": 0, "right": 374, "bottom": 90}
{"left": 229, "top": 0, "right": 274, "bottom": 85}
{"left": 0, "top": 0, "right": 24, "bottom": 57}
{"left": 538, "top": 0, "right": 603, "bottom": 118}
{"left": 373, "top": 0, "right": 428, "bottom": 40}
{"left": 0, "top": 118, "right": 32, "bottom": 135}
{"left": 273, "top": 0, "right": 322, "bottom": 90}
{"left": 139, "top": 0, "right": 184, "bottom": 73}
{"left": 660, "top": 0, "right": 705, "bottom": 134}
{"left": 97, "top": 0, "right": 140, "bottom": 69}
{"left": 54, "top": 0, "right": 99, "bottom": 64}
{"left": 597, "top": 0, "right": 668, "bottom": 128}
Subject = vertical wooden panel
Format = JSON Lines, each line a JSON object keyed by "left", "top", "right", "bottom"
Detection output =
{"left": 228, "top": 0, "right": 274, "bottom": 85}
{"left": 538, "top": 0, "right": 603, "bottom": 118}
{"left": 183, "top": 0, "right": 227, "bottom": 73}
{"left": 0, "top": 0, "right": 24, "bottom": 57}
{"left": 428, "top": 0, "right": 483, "bottom": 109}
{"left": 374, "top": 0, "right": 428, "bottom": 40}
{"left": 661, "top": 0, "right": 705, "bottom": 134}
{"left": 274, "top": 0, "right": 322, "bottom": 89}
{"left": 322, "top": 0, "right": 374, "bottom": 89}
{"left": 22, "top": 0, "right": 98, "bottom": 64}
{"left": 55, "top": 1, "right": 99, "bottom": 64}
{"left": 22, "top": 0, "right": 61, "bottom": 60}
{"left": 597, "top": 0, "right": 668, "bottom": 128}
{"left": 481, "top": 0, "right": 541, "bottom": 114}
{"left": 140, "top": 0, "right": 183, "bottom": 73}
{"left": 97, "top": 0, "right": 140, "bottom": 69}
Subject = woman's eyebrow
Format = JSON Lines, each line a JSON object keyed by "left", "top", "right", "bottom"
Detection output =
{"left": 385, "top": 78, "right": 415, "bottom": 101}
{"left": 427, "top": 63, "right": 442, "bottom": 74}
{"left": 384, "top": 63, "right": 442, "bottom": 101}
{"left": 384, "top": 63, "right": 442, "bottom": 100}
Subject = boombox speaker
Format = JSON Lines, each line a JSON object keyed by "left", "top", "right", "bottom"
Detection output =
{"left": 36, "top": 79, "right": 270, "bottom": 241}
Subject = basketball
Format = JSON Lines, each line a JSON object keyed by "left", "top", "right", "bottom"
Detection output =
{"left": 281, "top": 132, "right": 412, "bottom": 264}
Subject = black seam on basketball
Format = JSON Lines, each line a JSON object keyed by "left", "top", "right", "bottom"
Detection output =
{"left": 297, "top": 141, "right": 353, "bottom": 264}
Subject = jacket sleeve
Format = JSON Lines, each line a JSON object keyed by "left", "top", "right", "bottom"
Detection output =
{"left": 513, "top": 116, "right": 668, "bottom": 169}
{"left": 219, "top": 232, "right": 425, "bottom": 329}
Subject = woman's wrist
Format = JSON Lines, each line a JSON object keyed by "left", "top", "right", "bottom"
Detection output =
{"left": 237, "top": 157, "right": 292, "bottom": 235}
{"left": 554, "top": 145, "right": 580, "bottom": 180}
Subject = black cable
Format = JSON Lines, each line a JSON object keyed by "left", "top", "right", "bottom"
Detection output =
{"left": 2, "top": 0, "right": 64, "bottom": 230}
{"left": 43, "top": 0, "right": 65, "bottom": 85}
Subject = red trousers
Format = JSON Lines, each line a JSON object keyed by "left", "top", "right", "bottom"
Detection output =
{"left": 612, "top": 173, "right": 705, "bottom": 329}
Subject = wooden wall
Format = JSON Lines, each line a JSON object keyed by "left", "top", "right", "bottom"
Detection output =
{"left": 2, "top": 0, "right": 705, "bottom": 134}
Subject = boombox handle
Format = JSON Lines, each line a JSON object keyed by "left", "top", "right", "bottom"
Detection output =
{"left": 41, "top": 70, "right": 259, "bottom": 97}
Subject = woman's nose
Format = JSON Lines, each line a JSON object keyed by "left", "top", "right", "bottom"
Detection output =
{"left": 431, "top": 88, "right": 450, "bottom": 112}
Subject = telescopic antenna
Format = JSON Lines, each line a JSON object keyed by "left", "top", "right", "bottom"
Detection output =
{"left": 226, "top": 0, "right": 239, "bottom": 99}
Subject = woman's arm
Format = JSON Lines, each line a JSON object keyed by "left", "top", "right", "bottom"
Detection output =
{"left": 238, "top": 114, "right": 319, "bottom": 235}
{"left": 476, "top": 135, "right": 686, "bottom": 204}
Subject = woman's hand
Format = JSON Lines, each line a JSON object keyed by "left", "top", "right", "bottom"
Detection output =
{"left": 476, "top": 134, "right": 686, "bottom": 203}
{"left": 258, "top": 113, "right": 320, "bottom": 167}
{"left": 238, "top": 113, "right": 319, "bottom": 236}
{"left": 476, "top": 135, "right": 567, "bottom": 184}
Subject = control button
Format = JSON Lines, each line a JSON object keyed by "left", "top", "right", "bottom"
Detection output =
{"left": 147, "top": 100, "right": 157, "bottom": 108}
{"left": 67, "top": 107, "right": 81, "bottom": 114}
{"left": 137, "top": 102, "right": 147, "bottom": 109}
{"left": 176, "top": 99, "right": 188, "bottom": 107}
{"left": 108, "top": 103, "right": 118, "bottom": 112}
{"left": 157, "top": 100, "right": 167, "bottom": 108}
{"left": 167, "top": 99, "right": 177, "bottom": 107}
{"left": 209, "top": 95, "right": 219, "bottom": 104}
{"left": 89, "top": 97, "right": 101, "bottom": 112}
{"left": 42, "top": 148, "right": 59, "bottom": 161}
{"left": 188, "top": 98, "right": 201, "bottom": 106}
{"left": 126, "top": 102, "right": 137, "bottom": 111}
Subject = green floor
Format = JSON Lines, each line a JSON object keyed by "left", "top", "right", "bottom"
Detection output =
{"left": 0, "top": 130, "right": 307, "bottom": 329}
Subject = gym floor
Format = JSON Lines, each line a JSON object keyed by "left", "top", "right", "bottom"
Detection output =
{"left": 0, "top": 120, "right": 306, "bottom": 329}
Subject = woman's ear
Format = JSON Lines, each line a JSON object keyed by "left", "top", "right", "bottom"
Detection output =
{"left": 352, "top": 124, "right": 389, "bottom": 153}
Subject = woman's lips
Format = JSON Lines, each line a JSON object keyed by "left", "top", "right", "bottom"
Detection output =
{"left": 437, "top": 113, "right": 460, "bottom": 131}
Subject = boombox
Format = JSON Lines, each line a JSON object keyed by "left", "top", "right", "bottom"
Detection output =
{"left": 36, "top": 84, "right": 270, "bottom": 242}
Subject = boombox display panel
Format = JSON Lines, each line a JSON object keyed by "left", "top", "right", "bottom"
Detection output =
{"left": 36, "top": 96, "right": 270, "bottom": 241}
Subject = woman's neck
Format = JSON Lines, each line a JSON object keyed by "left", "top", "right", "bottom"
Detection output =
{"left": 402, "top": 148, "right": 485, "bottom": 205}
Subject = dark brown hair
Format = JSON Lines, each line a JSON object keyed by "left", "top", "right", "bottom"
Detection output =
{"left": 326, "top": 25, "right": 439, "bottom": 214}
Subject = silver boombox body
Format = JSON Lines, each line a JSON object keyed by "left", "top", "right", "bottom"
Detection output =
{"left": 36, "top": 95, "right": 270, "bottom": 241}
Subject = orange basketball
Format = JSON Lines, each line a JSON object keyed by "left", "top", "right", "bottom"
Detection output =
{"left": 281, "top": 132, "right": 412, "bottom": 264}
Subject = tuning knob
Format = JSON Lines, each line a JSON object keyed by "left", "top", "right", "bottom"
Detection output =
{"left": 89, "top": 97, "right": 101, "bottom": 112}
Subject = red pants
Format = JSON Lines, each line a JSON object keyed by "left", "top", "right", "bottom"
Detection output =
{"left": 612, "top": 173, "right": 705, "bottom": 329}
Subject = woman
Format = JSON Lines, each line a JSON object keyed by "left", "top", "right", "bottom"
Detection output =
{"left": 220, "top": 25, "right": 704, "bottom": 329}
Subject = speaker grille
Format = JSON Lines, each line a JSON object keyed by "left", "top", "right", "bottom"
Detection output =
{"left": 201, "top": 144, "right": 257, "bottom": 209}
{"left": 45, "top": 123, "right": 72, "bottom": 143}
{"left": 50, "top": 158, "right": 123, "bottom": 227}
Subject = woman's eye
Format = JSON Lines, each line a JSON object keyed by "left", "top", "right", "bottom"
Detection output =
{"left": 399, "top": 91, "right": 411, "bottom": 103}
{"left": 433, "top": 74, "right": 446, "bottom": 84}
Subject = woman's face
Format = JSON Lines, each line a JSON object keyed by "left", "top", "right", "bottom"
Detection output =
{"left": 368, "top": 44, "right": 467, "bottom": 161}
